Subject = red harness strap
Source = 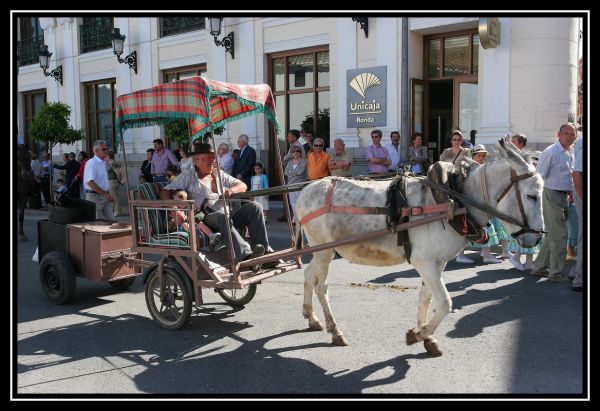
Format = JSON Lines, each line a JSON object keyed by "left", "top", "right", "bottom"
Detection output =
{"left": 299, "top": 179, "right": 457, "bottom": 225}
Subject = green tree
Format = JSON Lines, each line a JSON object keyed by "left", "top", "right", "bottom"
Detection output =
{"left": 28, "top": 102, "right": 85, "bottom": 153}
{"left": 165, "top": 118, "right": 225, "bottom": 150}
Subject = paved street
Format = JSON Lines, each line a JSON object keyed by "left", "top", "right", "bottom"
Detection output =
{"left": 14, "top": 206, "right": 586, "bottom": 397}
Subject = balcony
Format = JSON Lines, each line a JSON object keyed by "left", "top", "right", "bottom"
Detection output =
{"left": 80, "top": 18, "right": 114, "bottom": 54}
{"left": 160, "top": 17, "right": 205, "bottom": 38}
{"left": 17, "top": 35, "right": 44, "bottom": 66}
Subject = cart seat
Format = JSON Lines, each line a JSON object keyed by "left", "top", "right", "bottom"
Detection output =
{"left": 137, "top": 182, "right": 208, "bottom": 249}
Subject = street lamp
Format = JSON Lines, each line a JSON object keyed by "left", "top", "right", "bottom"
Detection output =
{"left": 39, "top": 45, "right": 63, "bottom": 85}
{"left": 209, "top": 17, "right": 234, "bottom": 59}
{"left": 112, "top": 28, "right": 137, "bottom": 74}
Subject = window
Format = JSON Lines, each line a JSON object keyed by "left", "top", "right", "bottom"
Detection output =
{"left": 269, "top": 47, "right": 330, "bottom": 149}
{"left": 163, "top": 64, "right": 207, "bottom": 83}
{"left": 22, "top": 89, "right": 47, "bottom": 155}
{"left": 426, "top": 31, "right": 479, "bottom": 79}
{"left": 84, "top": 80, "right": 117, "bottom": 151}
{"left": 17, "top": 18, "right": 44, "bottom": 66}
{"left": 160, "top": 17, "right": 205, "bottom": 38}
{"left": 80, "top": 17, "right": 113, "bottom": 54}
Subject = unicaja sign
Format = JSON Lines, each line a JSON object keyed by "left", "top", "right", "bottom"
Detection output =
{"left": 347, "top": 66, "right": 387, "bottom": 128}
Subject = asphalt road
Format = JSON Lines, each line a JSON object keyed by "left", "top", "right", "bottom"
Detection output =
{"left": 14, "top": 208, "right": 587, "bottom": 397}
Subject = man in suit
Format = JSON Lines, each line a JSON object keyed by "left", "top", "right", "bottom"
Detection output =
{"left": 232, "top": 134, "right": 256, "bottom": 188}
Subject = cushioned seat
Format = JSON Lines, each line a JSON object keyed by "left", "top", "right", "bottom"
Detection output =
{"left": 137, "top": 182, "right": 208, "bottom": 249}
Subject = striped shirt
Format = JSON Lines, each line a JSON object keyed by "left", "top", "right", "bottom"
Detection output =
{"left": 164, "top": 167, "right": 240, "bottom": 211}
{"left": 536, "top": 141, "right": 574, "bottom": 191}
{"left": 151, "top": 148, "right": 179, "bottom": 175}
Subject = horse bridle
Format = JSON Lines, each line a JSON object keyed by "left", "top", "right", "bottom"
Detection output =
{"left": 485, "top": 166, "right": 545, "bottom": 237}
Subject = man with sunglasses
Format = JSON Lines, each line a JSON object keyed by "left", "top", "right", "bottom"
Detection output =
{"left": 366, "top": 129, "right": 391, "bottom": 174}
{"left": 83, "top": 140, "right": 114, "bottom": 220}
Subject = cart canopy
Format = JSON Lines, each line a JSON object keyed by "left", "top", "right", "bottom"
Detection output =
{"left": 115, "top": 76, "right": 280, "bottom": 142}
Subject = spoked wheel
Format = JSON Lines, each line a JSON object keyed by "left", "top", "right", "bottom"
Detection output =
{"left": 145, "top": 267, "right": 192, "bottom": 330}
{"left": 217, "top": 284, "right": 257, "bottom": 306}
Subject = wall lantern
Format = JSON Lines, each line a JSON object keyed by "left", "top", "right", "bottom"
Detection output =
{"left": 112, "top": 28, "right": 137, "bottom": 74}
{"left": 209, "top": 17, "right": 234, "bottom": 59}
{"left": 38, "top": 45, "right": 63, "bottom": 85}
{"left": 352, "top": 17, "right": 369, "bottom": 38}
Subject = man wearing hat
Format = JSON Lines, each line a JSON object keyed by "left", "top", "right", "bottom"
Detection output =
{"left": 160, "top": 143, "right": 273, "bottom": 266}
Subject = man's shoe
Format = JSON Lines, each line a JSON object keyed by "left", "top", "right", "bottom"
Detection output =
{"left": 548, "top": 274, "right": 571, "bottom": 283}
{"left": 572, "top": 285, "right": 583, "bottom": 292}
{"left": 501, "top": 251, "right": 513, "bottom": 259}
{"left": 483, "top": 255, "right": 502, "bottom": 264}
{"left": 277, "top": 215, "right": 287, "bottom": 222}
{"left": 530, "top": 267, "right": 549, "bottom": 277}
{"left": 456, "top": 255, "right": 474, "bottom": 264}
{"left": 566, "top": 255, "right": 577, "bottom": 262}
{"left": 245, "top": 244, "right": 265, "bottom": 271}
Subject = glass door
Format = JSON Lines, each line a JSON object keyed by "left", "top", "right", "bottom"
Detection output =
{"left": 453, "top": 76, "right": 479, "bottom": 146}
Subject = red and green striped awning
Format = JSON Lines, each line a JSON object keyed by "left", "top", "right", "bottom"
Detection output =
{"left": 115, "top": 76, "right": 280, "bottom": 142}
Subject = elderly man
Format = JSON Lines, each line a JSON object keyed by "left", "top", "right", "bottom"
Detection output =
{"left": 217, "top": 143, "right": 234, "bottom": 175}
{"left": 232, "top": 134, "right": 256, "bottom": 188}
{"left": 83, "top": 140, "right": 113, "bottom": 220}
{"left": 531, "top": 123, "right": 577, "bottom": 282}
{"left": 328, "top": 138, "right": 352, "bottom": 177}
{"left": 160, "top": 143, "right": 274, "bottom": 266}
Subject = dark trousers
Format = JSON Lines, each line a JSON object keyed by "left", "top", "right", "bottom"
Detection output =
{"left": 204, "top": 201, "right": 269, "bottom": 260}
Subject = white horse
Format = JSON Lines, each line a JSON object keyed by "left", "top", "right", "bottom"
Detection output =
{"left": 295, "top": 140, "right": 544, "bottom": 356}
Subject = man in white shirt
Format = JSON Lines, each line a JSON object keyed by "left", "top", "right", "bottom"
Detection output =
{"left": 83, "top": 140, "right": 113, "bottom": 220}
{"left": 217, "top": 143, "right": 234, "bottom": 175}
{"left": 385, "top": 131, "right": 402, "bottom": 172}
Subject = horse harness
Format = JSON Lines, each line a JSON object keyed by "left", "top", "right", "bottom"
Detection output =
{"left": 298, "top": 176, "right": 463, "bottom": 263}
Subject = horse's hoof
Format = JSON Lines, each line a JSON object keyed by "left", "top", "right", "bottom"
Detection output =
{"left": 424, "top": 338, "right": 443, "bottom": 356}
{"left": 19, "top": 234, "right": 28, "bottom": 241}
{"left": 309, "top": 320, "right": 325, "bottom": 331}
{"left": 332, "top": 333, "right": 348, "bottom": 346}
{"left": 406, "top": 329, "right": 420, "bottom": 345}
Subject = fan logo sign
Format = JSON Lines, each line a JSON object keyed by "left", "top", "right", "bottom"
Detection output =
{"left": 347, "top": 66, "right": 387, "bottom": 128}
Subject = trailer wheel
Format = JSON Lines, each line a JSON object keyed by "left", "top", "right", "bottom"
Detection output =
{"left": 39, "top": 251, "right": 76, "bottom": 304}
{"left": 217, "top": 284, "right": 257, "bottom": 306}
{"left": 145, "top": 267, "right": 192, "bottom": 330}
{"left": 108, "top": 277, "right": 136, "bottom": 290}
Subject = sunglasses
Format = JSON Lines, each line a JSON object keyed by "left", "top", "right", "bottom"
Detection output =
{"left": 451, "top": 139, "right": 462, "bottom": 141}
{"left": 313, "top": 144, "right": 323, "bottom": 147}
{"left": 100, "top": 148, "right": 108, "bottom": 151}
{"left": 292, "top": 150, "right": 302, "bottom": 153}
{"left": 371, "top": 136, "right": 380, "bottom": 139}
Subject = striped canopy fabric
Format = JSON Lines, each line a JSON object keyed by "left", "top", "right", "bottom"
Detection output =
{"left": 115, "top": 76, "right": 280, "bottom": 142}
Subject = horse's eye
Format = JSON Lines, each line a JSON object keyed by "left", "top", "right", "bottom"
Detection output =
{"left": 527, "top": 195, "right": 537, "bottom": 201}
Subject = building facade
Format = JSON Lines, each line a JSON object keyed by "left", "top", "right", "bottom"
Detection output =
{"left": 15, "top": 16, "right": 582, "bottom": 184}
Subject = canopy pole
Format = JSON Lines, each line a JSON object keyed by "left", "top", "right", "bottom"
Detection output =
{"left": 209, "top": 128, "right": 239, "bottom": 281}
{"left": 272, "top": 117, "right": 296, "bottom": 248}
{"left": 119, "top": 130, "right": 131, "bottom": 218}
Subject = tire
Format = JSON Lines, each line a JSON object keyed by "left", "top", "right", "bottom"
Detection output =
{"left": 145, "top": 267, "right": 192, "bottom": 330}
{"left": 108, "top": 276, "right": 136, "bottom": 290}
{"left": 217, "top": 284, "right": 257, "bottom": 306}
{"left": 39, "top": 251, "right": 77, "bottom": 304}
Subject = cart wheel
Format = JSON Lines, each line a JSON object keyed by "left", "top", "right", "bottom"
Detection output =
{"left": 217, "top": 284, "right": 257, "bottom": 306}
{"left": 108, "top": 277, "right": 136, "bottom": 290}
{"left": 145, "top": 267, "right": 192, "bottom": 330}
{"left": 39, "top": 251, "right": 76, "bottom": 304}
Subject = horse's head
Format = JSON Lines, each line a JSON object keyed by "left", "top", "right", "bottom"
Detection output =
{"left": 466, "top": 138, "right": 544, "bottom": 248}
